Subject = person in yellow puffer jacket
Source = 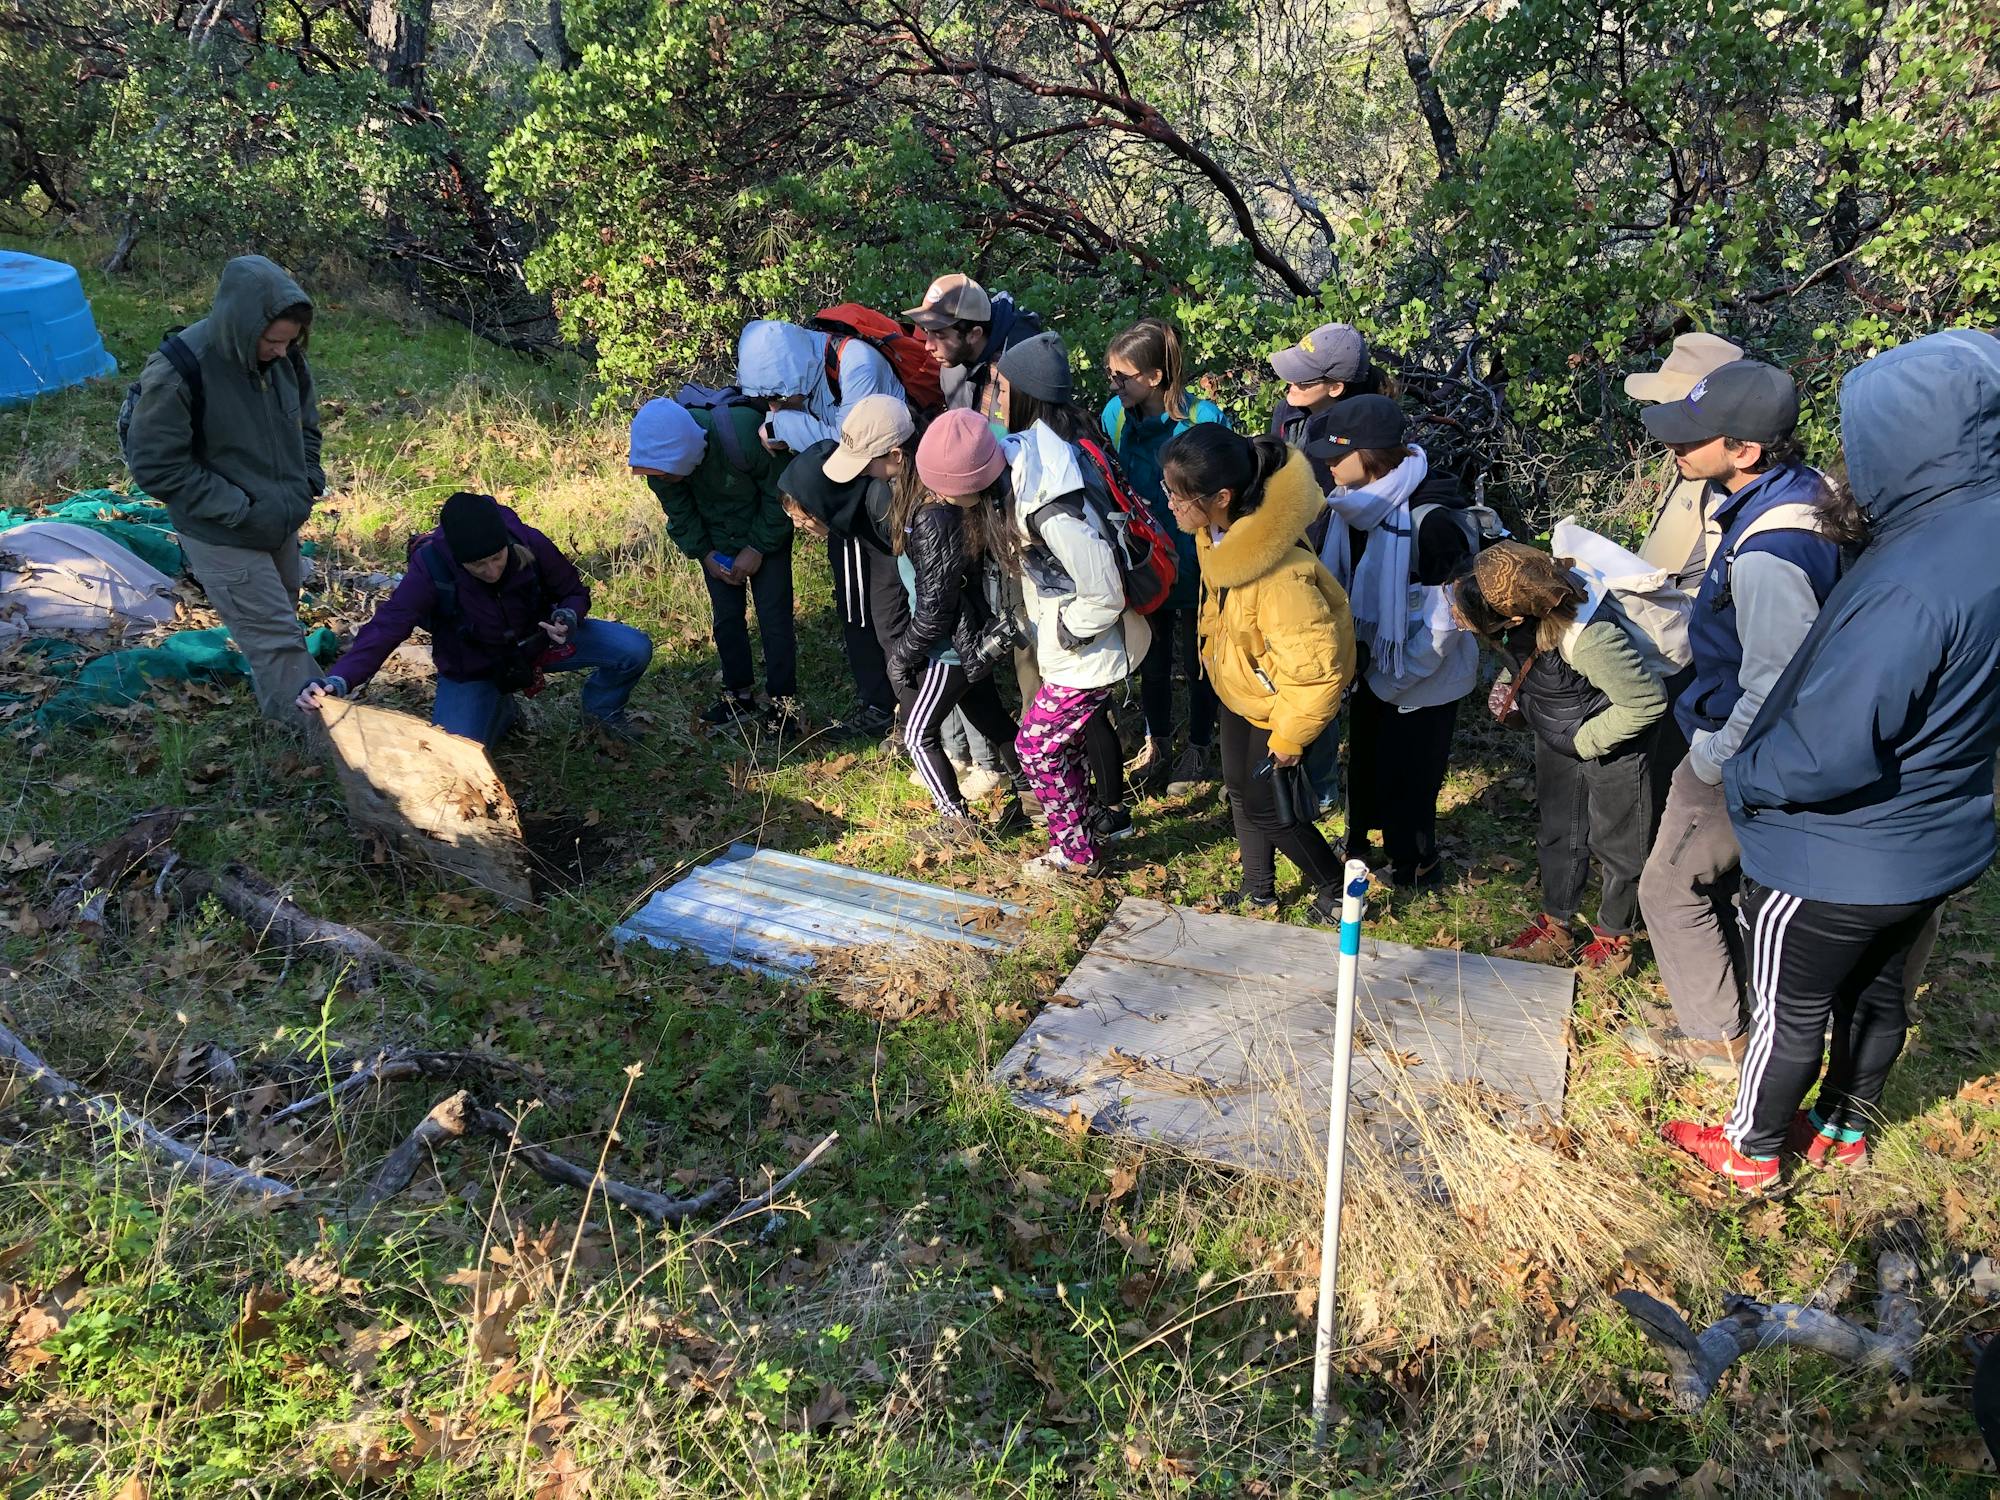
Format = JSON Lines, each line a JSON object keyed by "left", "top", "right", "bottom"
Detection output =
{"left": 1163, "top": 425, "right": 1356, "bottom": 921}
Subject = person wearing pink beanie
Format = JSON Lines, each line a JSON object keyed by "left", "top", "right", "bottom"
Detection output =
{"left": 915, "top": 408, "right": 1007, "bottom": 493}
{"left": 885, "top": 411, "right": 1030, "bottom": 849}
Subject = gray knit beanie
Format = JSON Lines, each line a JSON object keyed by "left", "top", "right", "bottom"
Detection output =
{"left": 997, "top": 331, "right": 1073, "bottom": 404}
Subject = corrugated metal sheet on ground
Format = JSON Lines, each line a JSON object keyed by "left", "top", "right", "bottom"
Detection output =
{"left": 613, "top": 843, "right": 1024, "bottom": 975}
{"left": 994, "top": 897, "right": 1574, "bottom": 1177}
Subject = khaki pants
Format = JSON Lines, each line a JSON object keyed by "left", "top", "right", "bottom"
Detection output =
{"left": 180, "top": 531, "right": 319, "bottom": 722}
{"left": 1638, "top": 753, "right": 1746, "bottom": 1041}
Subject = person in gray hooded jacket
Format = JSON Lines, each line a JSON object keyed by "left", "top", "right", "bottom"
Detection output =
{"left": 125, "top": 255, "right": 325, "bottom": 720}
{"left": 1661, "top": 329, "right": 2000, "bottom": 1192}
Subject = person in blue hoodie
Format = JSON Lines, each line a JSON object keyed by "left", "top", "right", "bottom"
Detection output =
{"left": 1662, "top": 329, "right": 2000, "bottom": 1192}
{"left": 1100, "top": 317, "right": 1228, "bottom": 794}
{"left": 1632, "top": 361, "right": 1842, "bottom": 1081}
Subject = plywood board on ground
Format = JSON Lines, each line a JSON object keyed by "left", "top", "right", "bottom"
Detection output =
{"left": 994, "top": 898, "right": 1573, "bottom": 1176}
{"left": 316, "top": 697, "right": 535, "bottom": 908}
{"left": 613, "top": 843, "right": 1025, "bottom": 975}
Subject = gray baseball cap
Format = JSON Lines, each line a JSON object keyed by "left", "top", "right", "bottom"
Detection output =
{"left": 1269, "top": 323, "right": 1369, "bottom": 386}
{"left": 1641, "top": 359, "right": 1800, "bottom": 445}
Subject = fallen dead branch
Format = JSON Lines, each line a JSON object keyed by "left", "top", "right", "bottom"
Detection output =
{"left": 264, "top": 1048, "right": 537, "bottom": 1127}
{"left": 712, "top": 1131, "right": 842, "bottom": 1231}
{"left": 0, "top": 1017, "right": 297, "bottom": 1203}
{"left": 354, "top": 1089, "right": 479, "bottom": 1211}
{"left": 43, "top": 809, "right": 183, "bottom": 928}
{"left": 354, "top": 1089, "right": 736, "bottom": 1224}
{"left": 172, "top": 862, "right": 439, "bottom": 992}
{"left": 1614, "top": 1251, "right": 1921, "bottom": 1408}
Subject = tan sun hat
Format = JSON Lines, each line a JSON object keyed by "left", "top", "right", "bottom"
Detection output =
{"left": 901, "top": 273, "right": 993, "bottom": 331}
{"left": 1624, "top": 331, "right": 1744, "bottom": 403}
{"left": 823, "top": 394, "right": 915, "bottom": 484}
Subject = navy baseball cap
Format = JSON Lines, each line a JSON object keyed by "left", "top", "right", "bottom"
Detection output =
{"left": 1641, "top": 359, "right": 1799, "bottom": 445}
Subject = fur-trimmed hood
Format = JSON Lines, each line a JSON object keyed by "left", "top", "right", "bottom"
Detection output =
{"left": 1196, "top": 451, "right": 1324, "bottom": 588}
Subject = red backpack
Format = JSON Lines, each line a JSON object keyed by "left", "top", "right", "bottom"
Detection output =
{"left": 1023, "top": 436, "right": 1178, "bottom": 616}
{"left": 808, "top": 303, "right": 946, "bottom": 417}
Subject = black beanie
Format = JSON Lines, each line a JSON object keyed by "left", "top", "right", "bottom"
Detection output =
{"left": 440, "top": 491, "right": 508, "bottom": 562}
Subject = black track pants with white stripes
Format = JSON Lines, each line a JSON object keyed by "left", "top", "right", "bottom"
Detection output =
{"left": 898, "top": 659, "right": 1021, "bottom": 817}
{"left": 1725, "top": 878, "right": 1941, "bottom": 1159}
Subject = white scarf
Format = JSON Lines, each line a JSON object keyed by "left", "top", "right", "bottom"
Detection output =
{"left": 1319, "top": 446, "right": 1430, "bottom": 680}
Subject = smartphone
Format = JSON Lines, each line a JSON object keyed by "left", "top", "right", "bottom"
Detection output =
{"left": 711, "top": 551, "right": 736, "bottom": 572}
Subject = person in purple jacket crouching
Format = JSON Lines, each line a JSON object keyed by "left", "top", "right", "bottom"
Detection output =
{"left": 296, "top": 490, "right": 652, "bottom": 745}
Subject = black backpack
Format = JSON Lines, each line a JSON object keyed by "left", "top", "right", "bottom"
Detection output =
{"left": 673, "top": 383, "right": 758, "bottom": 475}
{"left": 118, "top": 330, "right": 202, "bottom": 466}
{"left": 116, "top": 328, "right": 309, "bottom": 469}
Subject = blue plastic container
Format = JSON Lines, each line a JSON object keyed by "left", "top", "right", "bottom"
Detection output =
{"left": 0, "top": 251, "right": 118, "bottom": 405}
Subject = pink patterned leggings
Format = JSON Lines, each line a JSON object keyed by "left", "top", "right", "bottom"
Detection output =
{"left": 1016, "top": 682, "right": 1109, "bottom": 864}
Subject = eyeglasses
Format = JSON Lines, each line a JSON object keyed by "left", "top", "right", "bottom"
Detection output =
{"left": 1104, "top": 369, "right": 1143, "bottom": 388}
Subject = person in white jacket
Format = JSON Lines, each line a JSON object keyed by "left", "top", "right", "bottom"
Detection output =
{"left": 736, "top": 319, "right": 906, "bottom": 456}
{"left": 997, "top": 334, "right": 1150, "bottom": 882}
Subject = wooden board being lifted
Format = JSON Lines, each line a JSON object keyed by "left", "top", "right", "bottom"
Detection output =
{"left": 994, "top": 898, "right": 1574, "bottom": 1176}
{"left": 316, "top": 697, "right": 535, "bottom": 909}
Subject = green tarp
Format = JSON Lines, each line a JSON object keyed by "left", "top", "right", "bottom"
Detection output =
{"left": 24, "top": 625, "right": 340, "bottom": 732}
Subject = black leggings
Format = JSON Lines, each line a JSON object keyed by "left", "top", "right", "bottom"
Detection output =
{"left": 1218, "top": 703, "right": 1343, "bottom": 897}
{"left": 1728, "top": 879, "right": 1942, "bottom": 1158}
{"left": 1138, "top": 606, "right": 1216, "bottom": 747}
{"left": 899, "top": 659, "right": 1020, "bottom": 816}
{"left": 1347, "top": 680, "right": 1457, "bottom": 877}
{"left": 1085, "top": 700, "right": 1126, "bottom": 811}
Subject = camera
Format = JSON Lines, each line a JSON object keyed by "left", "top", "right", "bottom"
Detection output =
{"left": 967, "top": 610, "right": 1027, "bottom": 671}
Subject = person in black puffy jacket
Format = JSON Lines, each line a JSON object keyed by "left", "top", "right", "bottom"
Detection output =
{"left": 889, "top": 411, "right": 1030, "bottom": 849}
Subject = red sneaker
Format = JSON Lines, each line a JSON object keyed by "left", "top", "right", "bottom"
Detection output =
{"left": 1786, "top": 1110, "right": 1868, "bottom": 1168}
{"left": 1577, "top": 926, "right": 1636, "bottom": 978}
{"left": 1502, "top": 914, "right": 1575, "bottom": 964}
{"left": 1661, "top": 1120, "right": 1780, "bottom": 1192}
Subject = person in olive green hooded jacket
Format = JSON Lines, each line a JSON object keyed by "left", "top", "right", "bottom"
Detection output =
{"left": 628, "top": 395, "right": 799, "bottom": 735}
{"left": 125, "top": 255, "right": 325, "bottom": 721}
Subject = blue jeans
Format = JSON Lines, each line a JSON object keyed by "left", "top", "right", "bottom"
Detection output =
{"left": 433, "top": 618, "right": 653, "bottom": 746}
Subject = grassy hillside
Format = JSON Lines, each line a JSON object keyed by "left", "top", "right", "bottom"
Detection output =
{"left": 1, "top": 237, "right": 1996, "bottom": 1498}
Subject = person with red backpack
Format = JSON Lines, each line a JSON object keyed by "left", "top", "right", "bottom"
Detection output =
{"left": 736, "top": 313, "right": 937, "bottom": 456}
{"left": 902, "top": 273, "right": 1045, "bottom": 421}
{"left": 996, "top": 333, "right": 1153, "bottom": 880}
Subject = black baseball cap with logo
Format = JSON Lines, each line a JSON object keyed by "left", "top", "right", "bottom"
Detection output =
{"left": 1301, "top": 394, "right": 1408, "bottom": 457}
{"left": 1640, "top": 359, "right": 1800, "bottom": 445}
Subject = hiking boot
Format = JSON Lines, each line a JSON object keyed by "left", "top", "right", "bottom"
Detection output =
{"left": 831, "top": 703, "right": 895, "bottom": 741}
{"left": 762, "top": 701, "right": 808, "bottom": 740}
{"left": 1217, "top": 887, "right": 1279, "bottom": 914}
{"left": 910, "top": 815, "right": 980, "bottom": 852}
{"left": 1502, "top": 913, "right": 1575, "bottom": 964}
{"left": 1578, "top": 926, "right": 1636, "bottom": 979}
{"left": 1787, "top": 1109, "right": 1869, "bottom": 1168}
{"left": 1660, "top": 1120, "right": 1780, "bottom": 1193}
{"left": 1622, "top": 1025, "right": 1747, "bottom": 1083}
{"left": 958, "top": 765, "right": 1007, "bottom": 802}
{"left": 700, "top": 692, "right": 760, "bottom": 732}
{"left": 988, "top": 797, "right": 1032, "bottom": 838}
{"left": 1021, "top": 848, "right": 1102, "bottom": 884}
{"left": 1391, "top": 858, "right": 1445, "bottom": 891}
{"left": 1308, "top": 884, "right": 1346, "bottom": 925}
{"left": 1090, "top": 805, "right": 1136, "bottom": 844}
{"left": 1164, "top": 742, "right": 1218, "bottom": 795}
{"left": 1127, "top": 736, "right": 1170, "bottom": 795}
{"left": 582, "top": 712, "right": 644, "bottom": 745}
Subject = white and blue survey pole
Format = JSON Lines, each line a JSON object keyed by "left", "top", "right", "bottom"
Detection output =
{"left": 1312, "top": 856, "right": 1372, "bottom": 1450}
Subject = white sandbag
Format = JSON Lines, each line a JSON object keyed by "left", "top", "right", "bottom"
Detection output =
{"left": 1551, "top": 517, "right": 1692, "bottom": 676}
{"left": 0, "top": 521, "right": 179, "bottom": 635}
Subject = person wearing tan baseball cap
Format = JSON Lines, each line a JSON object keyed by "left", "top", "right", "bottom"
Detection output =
{"left": 821, "top": 393, "right": 915, "bottom": 485}
{"left": 1626, "top": 331, "right": 1742, "bottom": 582}
{"left": 901, "top": 273, "right": 1045, "bottom": 418}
